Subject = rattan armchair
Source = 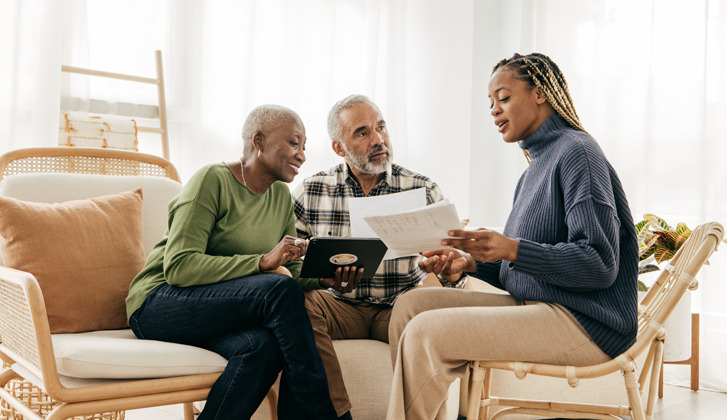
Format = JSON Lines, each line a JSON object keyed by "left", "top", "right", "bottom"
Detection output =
{"left": 0, "top": 147, "right": 276, "bottom": 419}
{"left": 0, "top": 265, "right": 223, "bottom": 420}
{"left": 465, "top": 222, "right": 724, "bottom": 420}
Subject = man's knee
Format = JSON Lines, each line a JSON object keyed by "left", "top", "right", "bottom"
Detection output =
{"left": 304, "top": 290, "right": 327, "bottom": 317}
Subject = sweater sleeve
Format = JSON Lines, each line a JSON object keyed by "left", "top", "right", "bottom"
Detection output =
{"left": 473, "top": 261, "right": 506, "bottom": 290}
{"left": 511, "top": 194, "right": 621, "bottom": 292}
{"left": 163, "top": 201, "right": 266, "bottom": 287}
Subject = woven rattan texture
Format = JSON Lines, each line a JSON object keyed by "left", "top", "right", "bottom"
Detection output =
{"left": 636, "top": 223, "right": 709, "bottom": 338}
{"left": 0, "top": 371, "right": 125, "bottom": 420}
{"left": 0, "top": 282, "right": 41, "bottom": 369}
{"left": 2, "top": 156, "right": 172, "bottom": 180}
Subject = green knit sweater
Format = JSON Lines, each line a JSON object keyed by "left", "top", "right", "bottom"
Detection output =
{"left": 126, "top": 163, "right": 320, "bottom": 321}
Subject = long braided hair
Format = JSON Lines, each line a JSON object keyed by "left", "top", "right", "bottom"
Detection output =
{"left": 493, "top": 53, "right": 586, "bottom": 133}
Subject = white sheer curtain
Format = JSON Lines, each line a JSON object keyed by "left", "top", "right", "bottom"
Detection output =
{"left": 0, "top": 0, "right": 64, "bottom": 151}
{"left": 4, "top": 0, "right": 726, "bottom": 392}
{"left": 69, "top": 0, "right": 474, "bottom": 213}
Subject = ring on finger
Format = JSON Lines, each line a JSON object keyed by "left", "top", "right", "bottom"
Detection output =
{"left": 340, "top": 281, "right": 349, "bottom": 288}
{"left": 294, "top": 238, "right": 304, "bottom": 247}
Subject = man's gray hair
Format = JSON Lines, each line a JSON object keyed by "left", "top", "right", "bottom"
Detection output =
{"left": 327, "top": 94, "right": 382, "bottom": 143}
{"left": 242, "top": 104, "right": 302, "bottom": 150}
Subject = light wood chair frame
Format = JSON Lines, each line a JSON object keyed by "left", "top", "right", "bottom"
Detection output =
{"left": 465, "top": 222, "right": 724, "bottom": 420}
{"left": 0, "top": 147, "right": 179, "bottom": 182}
{"left": 0, "top": 147, "right": 278, "bottom": 419}
{"left": 61, "top": 50, "right": 170, "bottom": 160}
{"left": 0, "top": 265, "right": 224, "bottom": 420}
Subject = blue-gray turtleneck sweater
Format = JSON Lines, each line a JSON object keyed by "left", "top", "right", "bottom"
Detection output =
{"left": 474, "top": 115, "right": 638, "bottom": 358}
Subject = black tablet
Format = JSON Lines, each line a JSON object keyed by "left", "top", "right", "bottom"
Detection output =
{"left": 299, "top": 237, "right": 388, "bottom": 280}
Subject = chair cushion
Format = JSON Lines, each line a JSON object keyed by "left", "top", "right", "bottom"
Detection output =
{"left": 0, "top": 189, "right": 145, "bottom": 333}
{"left": 52, "top": 329, "right": 227, "bottom": 379}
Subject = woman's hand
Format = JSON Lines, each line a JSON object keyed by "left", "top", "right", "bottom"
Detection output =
{"left": 259, "top": 235, "right": 308, "bottom": 272}
{"left": 419, "top": 248, "right": 475, "bottom": 278}
{"left": 318, "top": 265, "right": 363, "bottom": 294}
{"left": 441, "top": 228, "right": 518, "bottom": 264}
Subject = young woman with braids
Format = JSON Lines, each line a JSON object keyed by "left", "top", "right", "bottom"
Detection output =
{"left": 385, "top": 53, "right": 639, "bottom": 419}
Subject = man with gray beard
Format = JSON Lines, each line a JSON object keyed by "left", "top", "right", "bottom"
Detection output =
{"left": 291, "top": 94, "right": 464, "bottom": 419}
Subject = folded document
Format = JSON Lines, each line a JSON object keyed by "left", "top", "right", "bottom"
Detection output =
{"left": 363, "top": 199, "right": 462, "bottom": 258}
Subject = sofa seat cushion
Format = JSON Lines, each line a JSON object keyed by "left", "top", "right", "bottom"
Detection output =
{"left": 52, "top": 329, "right": 227, "bottom": 379}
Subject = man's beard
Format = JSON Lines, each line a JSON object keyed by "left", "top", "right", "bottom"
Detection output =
{"left": 341, "top": 143, "right": 393, "bottom": 174}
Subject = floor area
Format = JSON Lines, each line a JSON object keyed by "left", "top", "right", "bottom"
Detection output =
{"left": 123, "top": 383, "right": 727, "bottom": 419}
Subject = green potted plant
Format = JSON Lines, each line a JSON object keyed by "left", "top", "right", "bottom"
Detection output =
{"left": 635, "top": 214, "right": 692, "bottom": 291}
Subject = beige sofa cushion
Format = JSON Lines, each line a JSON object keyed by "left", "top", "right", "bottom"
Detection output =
{"left": 0, "top": 189, "right": 145, "bottom": 333}
{"left": 52, "top": 329, "right": 227, "bottom": 379}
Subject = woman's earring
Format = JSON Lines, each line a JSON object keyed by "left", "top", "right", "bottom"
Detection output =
{"left": 257, "top": 149, "right": 261, "bottom": 158}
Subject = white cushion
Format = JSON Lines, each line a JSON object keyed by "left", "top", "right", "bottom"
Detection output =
{"left": 52, "top": 329, "right": 227, "bottom": 379}
{"left": 0, "top": 172, "right": 182, "bottom": 256}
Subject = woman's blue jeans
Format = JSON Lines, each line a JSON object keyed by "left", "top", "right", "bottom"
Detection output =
{"left": 129, "top": 273, "right": 338, "bottom": 420}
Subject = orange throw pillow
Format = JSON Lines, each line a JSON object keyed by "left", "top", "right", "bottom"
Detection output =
{"left": 0, "top": 189, "right": 145, "bottom": 333}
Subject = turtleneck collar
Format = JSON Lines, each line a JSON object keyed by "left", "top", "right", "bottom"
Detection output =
{"left": 519, "top": 114, "right": 572, "bottom": 160}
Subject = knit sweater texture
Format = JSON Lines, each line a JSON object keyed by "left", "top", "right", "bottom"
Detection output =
{"left": 474, "top": 115, "right": 639, "bottom": 358}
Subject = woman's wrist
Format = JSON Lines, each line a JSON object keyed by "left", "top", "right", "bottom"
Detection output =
{"left": 259, "top": 254, "right": 272, "bottom": 272}
{"left": 465, "top": 254, "right": 477, "bottom": 273}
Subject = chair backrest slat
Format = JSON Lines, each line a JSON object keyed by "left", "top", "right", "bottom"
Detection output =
{"left": 634, "top": 222, "right": 723, "bottom": 354}
{"left": 0, "top": 147, "right": 180, "bottom": 182}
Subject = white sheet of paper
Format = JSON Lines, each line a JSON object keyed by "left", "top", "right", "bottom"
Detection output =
{"left": 348, "top": 189, "right": 427, "bottom": 259}
{"left": 363, "top": 199, "right": 462, "bottom": 257}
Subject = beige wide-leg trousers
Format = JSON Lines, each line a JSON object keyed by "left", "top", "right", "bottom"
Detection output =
{"left": 305, "top": 290, "right": 392, "bottom": 416}
{"left": 386, "top": 287, "right": 611, "bottom": 420}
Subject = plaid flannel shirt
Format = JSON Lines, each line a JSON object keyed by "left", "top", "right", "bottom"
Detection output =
{"left": 292, "top": 163, "right": 462, "bottom": 305}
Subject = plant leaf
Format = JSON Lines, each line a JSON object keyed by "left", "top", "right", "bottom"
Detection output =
{"left": 635, "top": 219, "right": 650, "bottom": 236}
{"left": 644, "top": 214, "right": 671, "bottom": 231}
{"left": 638, "top": 264, "right": 660, "bottom": 275}
{"left": 654, "top": 245, "right": 677, "bottom": 264}
{"left": 639, "top": 243, "right": 655, "bottom": 260}
{"left": 675, "top": 222, "right": 691, "bottom": 238}
{"left": 635, "top": 219, "right": 652, "bottom": 249}
{"left": 659, "top": 231, "right": 687, "bottom": 250}
{"left": 638, "top": 232, "right": 659, "bottom": 258}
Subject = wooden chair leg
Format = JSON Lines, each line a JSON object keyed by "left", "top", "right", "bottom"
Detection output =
{"left": 659, "top": 313, "right": 700, "bottom": 398}
{"left": 466, "top": 362, "right": 485, "bottom": 420}
{"left": 690, "top": 313, "right": 700, "bottom": 391}
{"left": 479, "top": 367, "right": 492, "bottom": 420}
{"left": 644, "top": 339, "right": 664, "bottom": 420}
{"left": 658, "top": 359, "right": 664, "bottom": 398}
{"left": 183, "top": 402, "right": 196, "bottom": 420}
